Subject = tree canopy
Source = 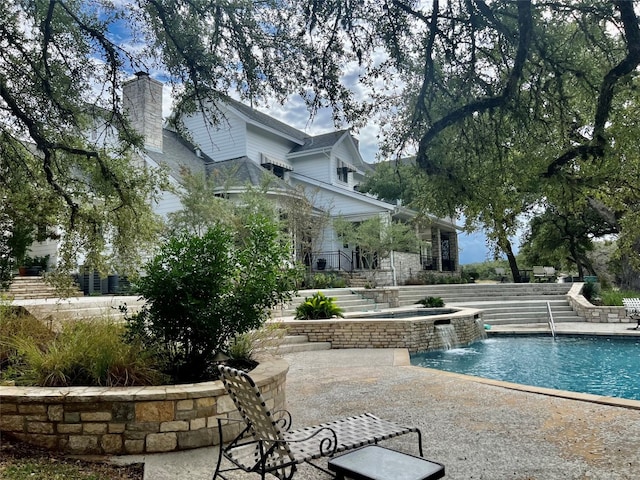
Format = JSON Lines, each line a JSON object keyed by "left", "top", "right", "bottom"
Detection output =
{"left": 2, "top": 0, "right": 640, "bottom": 281}
{"left": 311, "top": 0, "right": 640, "bottom": 278}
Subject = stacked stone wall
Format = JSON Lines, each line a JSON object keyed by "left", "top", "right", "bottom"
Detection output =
{"left": 566, "top": 283, "right": 631, "bottom": 323}
{"left": 283, "top": 308, "right": 483, "bottom": 353}
{"left": 0, "top": 357, "right": 288, "bottom": 455}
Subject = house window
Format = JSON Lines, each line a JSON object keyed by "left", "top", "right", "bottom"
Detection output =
{"left": 337, "top": 166, "right": 349, "bottom": 183}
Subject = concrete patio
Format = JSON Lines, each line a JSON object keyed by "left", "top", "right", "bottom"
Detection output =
{"left": 121, "top": 327, "right": 640, "bottom": 480}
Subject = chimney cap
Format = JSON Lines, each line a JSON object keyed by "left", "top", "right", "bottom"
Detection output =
{"left": 134, "top": 71, "right": 150, "bottom": 78}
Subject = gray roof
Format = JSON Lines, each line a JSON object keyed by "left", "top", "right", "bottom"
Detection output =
{"left": 224, "top": 97, "right": 307, "bottom": 142}
{"left": 206, "top": 157, "right": 297, "bottom": 193}
{"left": 290, "top": 130, "right": 351, "bottom": 154}
{"left": 144, "top": 129, "right": 210, "bottom": 181}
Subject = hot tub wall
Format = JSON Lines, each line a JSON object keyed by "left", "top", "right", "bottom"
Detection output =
{"left": 283, "top": 309, "right": 483, "bottom": 352}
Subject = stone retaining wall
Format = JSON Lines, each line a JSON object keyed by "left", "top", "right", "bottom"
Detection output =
{"left": 283, "top": 308, "right": 483, "bottom": 352}
{"left": 0, "top": 357, "right": 288, "bottom": 455}
{"left": 566, "top": 283, "right": 630, "bottom": 324}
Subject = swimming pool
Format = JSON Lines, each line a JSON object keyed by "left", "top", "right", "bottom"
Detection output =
{"left": 411, "top": 335, "right": 640, "bottom": 401}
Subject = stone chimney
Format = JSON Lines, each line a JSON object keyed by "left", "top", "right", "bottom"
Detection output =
{"left": 122, "top": 72, "right": 163, "bottom": 152}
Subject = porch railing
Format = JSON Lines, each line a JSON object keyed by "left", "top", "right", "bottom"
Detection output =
{"left": 312, "top": 251, "right": 354, "bottom": 272}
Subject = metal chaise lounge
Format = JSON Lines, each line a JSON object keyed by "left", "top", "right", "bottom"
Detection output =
{"left": 213, "top": 365, "right": 424, "bottom": 480}
{"left": 622, "top": 298, "right": 640, "bottom": 329}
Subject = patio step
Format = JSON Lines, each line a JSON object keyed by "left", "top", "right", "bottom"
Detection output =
{"left": 273, "top": 288, "right": 387, "bottom": 317}
{"left": 264, "top": 334, "right": 332, "bottom": 354}
{"left": 396, "top": 283, "right": 582, "bottom": 325}
{"left": 4, "top": 276, "right": 83, "bottom": 300}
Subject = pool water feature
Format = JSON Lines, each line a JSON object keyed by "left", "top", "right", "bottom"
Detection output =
{"left": 411, "top": 335, "right": 640, "bottom": 401}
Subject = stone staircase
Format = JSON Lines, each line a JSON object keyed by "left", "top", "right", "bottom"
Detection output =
{"left": 396, "top": 283, "right": 582, "bottom": 326}
{"left": 272, "top": 288, "right": 388, "bottom": 318}
{"left": 4, "top": 276, "right": 83, "bottom": 300}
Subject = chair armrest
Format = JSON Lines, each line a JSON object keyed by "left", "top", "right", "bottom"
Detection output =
{"left": 284, "top": 426, "right": 339, "bottom": 457}
{"left": 272, "top": 409, "right": 293, "bottom": 431}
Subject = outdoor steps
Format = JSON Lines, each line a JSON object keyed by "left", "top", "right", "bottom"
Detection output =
{"left": 273, "top": 288, "right": 388, "bottom": 317}
{"left": 4, "top": 276, "right": 82, "bottom": 300}
{"left": 13, "top": 296, "right": 146, "bottom": 322}
{"left": 397, "top": 283, "right": 582, "bottom": 326}
{"left": 268, "top": 334, "right": 332, "bottom": 354}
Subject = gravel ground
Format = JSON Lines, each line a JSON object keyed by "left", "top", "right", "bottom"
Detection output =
{"left": 281, "top": 349, "right": 640, "bottom": 480}
{"left": 138, "top": 348, "right": 640, "bottom": 480}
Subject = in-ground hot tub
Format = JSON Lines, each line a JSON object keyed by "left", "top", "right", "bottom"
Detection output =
{"left": 282, "top": 306, "right": 484, "bottom": 352}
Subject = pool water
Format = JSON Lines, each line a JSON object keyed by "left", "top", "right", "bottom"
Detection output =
{"left": 411, "top": 335, "right": 640, "bottom": 401}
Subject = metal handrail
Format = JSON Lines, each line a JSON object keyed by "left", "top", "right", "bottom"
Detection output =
{"left": 547, "top": 301, "right": 556, "bottom": 339}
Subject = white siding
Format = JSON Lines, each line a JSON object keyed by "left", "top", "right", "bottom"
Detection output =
{"left": 246, "top": 125, "right": 296, "bottom": 164}
{"left": 153, "top": 189, "right": 183, "bottom": 219}
{"left": 289, "top": 154, "right": 332, "bottom": 182}
{"left": 181, "top": 109, "right": 247, "bottom": 161}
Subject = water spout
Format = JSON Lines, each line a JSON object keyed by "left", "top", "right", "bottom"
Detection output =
{"left": 435, "top": 324, "right": 460, "bottom": 350}
{"left": 475, "top": 317, "right": 488, "bottom": 340}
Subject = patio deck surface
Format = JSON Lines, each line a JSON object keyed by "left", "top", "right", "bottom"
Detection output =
{"left": 127, "top": 323, "right": 640, "bottom": 480}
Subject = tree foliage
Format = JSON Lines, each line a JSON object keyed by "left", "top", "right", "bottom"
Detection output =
{"left": 0, "top": 0, "right": 350, "bottom": 274}
{"left": 131, "top": 212, "right": 296, "bottom": 382}
{"left": 304, "top": 1, "right": 640, "bottom": 279}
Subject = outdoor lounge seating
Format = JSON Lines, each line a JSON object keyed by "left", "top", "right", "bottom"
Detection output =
{"left": 213, "top": 365, "right": 424, "bottom": 480}
{"left": 533, "top": 266, "right": 556, "bottom": 282}
{"left": 622, "top": 298, "right": 640, "bottom": 330}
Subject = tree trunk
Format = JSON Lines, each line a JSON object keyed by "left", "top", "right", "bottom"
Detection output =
{"left": 498, "top": 237, "right": 521, "bottom": 282}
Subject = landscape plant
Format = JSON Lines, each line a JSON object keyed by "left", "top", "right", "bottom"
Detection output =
{"left": 2, "top": 318, "right": 162, "bottom": 387}
{"left": 129, "top": 212, "right": 296, "bottom": 383}
{"left": 295, "top": 292, "right": 344, "bottom": 320}
{"left": 415, "top": 297, "right": 445, "bottom": 308}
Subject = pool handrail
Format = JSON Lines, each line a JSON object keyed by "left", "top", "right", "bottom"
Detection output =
{"left": 546, "top": 301, "right": 556, "bottom": 339}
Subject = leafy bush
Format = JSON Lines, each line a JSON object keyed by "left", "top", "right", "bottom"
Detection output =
{"left": 416, "top": 296, "right": 445, "bottom": 308}
{"left": 129, "top": 215, "right": 296, "bottom": 383}
{"left": 582, "top": 280, "right": 601, "bottom": 303}
{"left": 308, "top": 272, "right": 347, "bottom": 289}
{"left": 599, "top": 289, "right": 640, "bottom": 306}
{"left": 295, "top": 292, "right": 344, "bottom": 319}
{"left": 4, "top": 319, "right": 163, "bottom": 387}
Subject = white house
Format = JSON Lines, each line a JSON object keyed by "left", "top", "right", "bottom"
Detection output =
{"left": 31, "top": 72, "right": 461, "bottom": 287}
{"left": 132, "top": 73, "right": 461, "bottom": 285}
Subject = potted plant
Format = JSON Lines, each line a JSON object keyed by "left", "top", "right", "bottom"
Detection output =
{"left": 22, "top": 255, "right": 49, "bottom": 276}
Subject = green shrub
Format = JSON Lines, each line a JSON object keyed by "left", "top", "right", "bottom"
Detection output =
{"left": 309, "top": 273, "right": 347, "bottom": 289}
{"left": 582, "top": 281, "right": 601, "bottom": 303}
{"left": 416, "top": 296, "right": 445, "bottom": 308}
{"left": 295, "top": 292, "right": 344, "bottom": 319}
{"left": 0, "top": 301, "right": 54, "bottom": 374}
{"left": 599, "top": 289, "right": 640, "bottom": 306}
{"left": 130, "top": 215, "right": 296, "bottom": 383}
{"left": 4, "top": 319, "right": 163, "bottom": 387}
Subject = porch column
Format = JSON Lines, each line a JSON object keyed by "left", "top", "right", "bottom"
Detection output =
{"left": 431, "top": 228, "right": 442, "bottom": 272}
{"left": 449, "top": 231, "right": 459, "bottom": 272}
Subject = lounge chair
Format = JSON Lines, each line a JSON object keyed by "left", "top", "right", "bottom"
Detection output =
{"left": 213, "top": 365, "right": 424, "bottom": 480}
{"left": 532, "top": 266, "right": 546, "bottom": 281}
{"left": 622, "top": 298, "right": 640, "bottom": 329}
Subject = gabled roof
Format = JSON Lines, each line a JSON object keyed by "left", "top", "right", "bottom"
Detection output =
{"left": 144, "top": 129, "right": 210, "bottom": 182}
{"left": 206, "top": 156, "right": 297, "bottom": 194}
{"left": 290, "top": 130, "right": 350, "bottom": 154}
{"left": 223, "top": 97, "right": 306, "bottom": 144}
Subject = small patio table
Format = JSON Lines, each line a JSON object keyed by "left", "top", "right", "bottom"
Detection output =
{"left": 328, "top": 445, "right": 445, "bottom": 480}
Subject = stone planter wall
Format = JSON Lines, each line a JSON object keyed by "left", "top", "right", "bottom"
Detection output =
{"left": 0, "top": 357, "right": 288, "bottom": 455}
{"left": 566, "top": 283, "right": 631, "bottom": 324}
{"left": 283, "top": 308, "right": 483, "bottom": 352}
